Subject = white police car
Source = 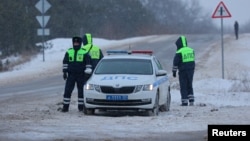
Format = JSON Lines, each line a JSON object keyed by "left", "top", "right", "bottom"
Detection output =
{"left": 84, "top": 50, "right": 171, "bottom": 116}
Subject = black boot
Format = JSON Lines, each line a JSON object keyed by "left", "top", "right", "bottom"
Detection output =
{"left": 189, "top": 102, "right": 194, "bottom": 106}
{"left": 180, "top": 103, "right": 188, "bottom": 106}
{"left": 78, "top": 105, "right": 83, "bottom": 112}
{"left": 61, "top": 104, "right": 69, "bottom": 112}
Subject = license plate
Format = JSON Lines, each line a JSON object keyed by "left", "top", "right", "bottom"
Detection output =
{"left": 106, "top": 95, "right": 128, "bottom": 101}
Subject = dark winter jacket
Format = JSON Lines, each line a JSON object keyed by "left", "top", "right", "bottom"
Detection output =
{"left": 172, "top": 36, "right": 195, "bottom": 73}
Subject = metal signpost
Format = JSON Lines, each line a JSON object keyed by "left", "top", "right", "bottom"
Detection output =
{"left": 212, "top": 1, "right": 231, "bottom": 79}
{"left": 35, "top": 0, "right": 51, "bottom": 62}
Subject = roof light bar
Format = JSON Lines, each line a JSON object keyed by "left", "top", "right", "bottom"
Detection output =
{"left": 131, "top": 50, "right": 153, "bottom": 55}
{"left": 106, "top": 50, "right": 153, "bottom": 55}
{"left": 106, "top": 50, "right": 128, "bottom": 55}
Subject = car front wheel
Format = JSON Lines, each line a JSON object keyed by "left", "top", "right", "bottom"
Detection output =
{"left": 84, "top": 108, "right": 95, "bottom": 115}
{"left": 145, "top": 92, "right": 159, "bottom": 116}
{"left": 159, "top": 86, "right": 171, "bottom": 112}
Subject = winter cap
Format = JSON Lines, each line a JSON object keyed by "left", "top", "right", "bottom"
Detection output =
{"left": 72, "top": 36, "right": 82, "bottom": 44}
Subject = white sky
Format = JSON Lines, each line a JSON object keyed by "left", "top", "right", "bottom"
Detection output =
{"left": 198, "top": 0, "right": 250, "bottom": 27}
{"left": 1, "top": 34, "right": 250, "bottom": 140}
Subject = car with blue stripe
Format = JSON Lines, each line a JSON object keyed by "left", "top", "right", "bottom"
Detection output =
{"left": 84, "top": 50, "right": 171, "bottom": 116}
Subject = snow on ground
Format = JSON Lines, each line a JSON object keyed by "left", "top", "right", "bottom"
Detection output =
{"left": 0, "top": 34, "right": 250, "bottom": 140}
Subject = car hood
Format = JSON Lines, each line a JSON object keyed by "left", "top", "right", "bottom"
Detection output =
{"left": 88, "top": 74, "right": 154, "bottom": 86}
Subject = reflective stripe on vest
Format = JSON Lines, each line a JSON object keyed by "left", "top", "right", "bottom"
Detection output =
{"left": 177, "top": 47, "right": 195, "bottom": 63}
{"left": 67, "top": 48, "right": 85, "bottom": 62}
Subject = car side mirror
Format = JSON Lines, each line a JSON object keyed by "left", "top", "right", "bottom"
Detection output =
{"left": 156, "top": 70, "right": 167, "bottom": 76}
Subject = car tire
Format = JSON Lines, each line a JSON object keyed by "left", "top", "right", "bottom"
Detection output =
{"left": 145, "top": 93, "right": 159, "bottom": 116}
{"left": 166, "top": 87, "right": 171, "bottom": 111}
{"left": 84, "top": 108, "right": 95, "bottom": 115}
{"left": 160, "top": 86, "right": 171, "bottom": 112}
{"left": 153, "top": 93, "right": 160, "bottom": 116}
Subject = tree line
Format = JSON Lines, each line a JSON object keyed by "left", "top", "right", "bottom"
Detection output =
{"left": 0, "top": 0, "right": 218, "bottom": 60}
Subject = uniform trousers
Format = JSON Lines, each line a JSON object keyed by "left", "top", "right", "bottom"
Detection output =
{"left": 178, "top": 69, "right": 194, "bottom": 105}
{"left": 63, "top": 73, "right": 85, "bottom": 111}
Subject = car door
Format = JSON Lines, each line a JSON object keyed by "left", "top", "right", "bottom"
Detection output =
{"left": 152, "top": 57, "right": 169, "bottom": 105}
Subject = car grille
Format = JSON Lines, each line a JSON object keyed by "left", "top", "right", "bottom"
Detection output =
{"left": 86, "top": 99, "right": 151, "bottom": 106}
{"left": 100, "top": 86, "right": 135, "bottom": 94}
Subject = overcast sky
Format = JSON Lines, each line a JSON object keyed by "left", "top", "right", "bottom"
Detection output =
{"left": 198, "top": 0, "right": 250, "bottom": 28}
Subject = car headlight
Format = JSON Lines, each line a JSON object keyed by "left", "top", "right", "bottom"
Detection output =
{"left": 134, "top": 85, "right": 143, "bottom": 93}
{"left": 134, "top": 84, "right": 153, "bottom": 92}
{"left": 142, "top": 84, "right": 153, "bottom": 91}
{"left": 85, "top": 84, "right": 101, "bottom": 92}
{"left": 85, "top": 84, "right": 94, "bottom": 90}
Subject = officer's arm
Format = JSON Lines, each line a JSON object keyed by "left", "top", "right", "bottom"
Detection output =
{"left": 85, "top": 53, "right": 92, "bottom": 66}
{"left": 172, "top": 53, "right": 181, "bottom": 72}
{"left": 84, "top": 54, "right": 93, "bottom": 74}
{"left": 62, "top": 52, "right": 69, "bottom": 73}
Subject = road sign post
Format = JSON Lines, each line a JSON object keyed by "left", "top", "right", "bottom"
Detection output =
{"left": 35, "top": 0, "right": 51, "bottom": 62}
{"left": 212, "top": 1, "right": 231, "bottom": 79}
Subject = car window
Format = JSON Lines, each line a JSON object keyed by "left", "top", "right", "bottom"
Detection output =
{"left": 153, "top": 57, "right": 163, "bottom": 70}
{"left": 95, "top": 59, "right": 153, "bottom": 75}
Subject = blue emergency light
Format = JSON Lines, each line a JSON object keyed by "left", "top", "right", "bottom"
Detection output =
{"left": 106, "top": 50, "right": 153, "bottom": 55}
{"left": 106, "top": 50, "right": 128, "bottom": 55}
{"left": 132, "top": 50, "right": 153, "bottom": 55}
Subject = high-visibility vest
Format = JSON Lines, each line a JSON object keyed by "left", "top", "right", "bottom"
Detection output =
{"left": 67, "top": 48, "right": 85, "bottom": 62}
{"left": 176, "top": 47, "right": 195, "bottom": 63}
{"left": 84, "top": 45, "right": 101, "bottom": 59}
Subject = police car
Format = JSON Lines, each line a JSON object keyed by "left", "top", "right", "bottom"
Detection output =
{"left": 84, "top": 50, "right": 171, "bottom": 116}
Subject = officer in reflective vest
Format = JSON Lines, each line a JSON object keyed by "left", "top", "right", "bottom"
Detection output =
{"left": 61, "top": 36, "right": 92, "bottom": 112}
{"left": 82, "top": 33, "right": 103, "bottom": 80}
{"left": 172, "top": 36, "right": 195, "bottom": 106}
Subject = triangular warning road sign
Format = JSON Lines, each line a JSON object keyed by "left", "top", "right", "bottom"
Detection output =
{"left": 212, "top": 1, "right": 231, "bottom": 18}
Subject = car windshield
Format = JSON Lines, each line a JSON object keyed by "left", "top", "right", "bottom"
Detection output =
{"left": 95, "top": 59, "right": 153, "bottom": 75}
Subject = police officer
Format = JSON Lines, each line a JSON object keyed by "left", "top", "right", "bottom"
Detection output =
{"left": 172, "top": 36, "right": 195, "bottom": 106}
{"left": 82, "top": 33, "right": 103, "bottom": 70}
{"left": 61, "top": 36, "right": 92, "bottom": 112}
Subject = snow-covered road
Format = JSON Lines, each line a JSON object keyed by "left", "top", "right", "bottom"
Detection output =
{"left": 1, "top": 34, "right": 250, "bottom": 141}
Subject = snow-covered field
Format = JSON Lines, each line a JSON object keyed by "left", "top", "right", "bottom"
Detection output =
{"left": 0, "top": 34, "right": 250, "bottom": 141}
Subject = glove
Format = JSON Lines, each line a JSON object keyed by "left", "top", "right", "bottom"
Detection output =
{"left": 173, "top": 72, "right": 176, "bottom": 78}
{"left": 84, "top": 68, "right": 92, "bottom": 74}
{"left": 63, "top": 72, "right": 67, "bottom": 80}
